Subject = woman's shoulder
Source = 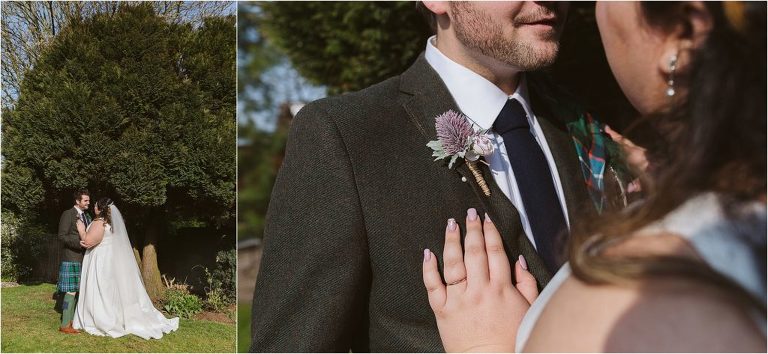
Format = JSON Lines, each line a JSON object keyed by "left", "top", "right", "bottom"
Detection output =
{"left": 90, "top": 218, "right": 110, "bottom": 230}
{"left": 96, "top": 219, "right": 112, "bottom": 231}
{"left": 525, "top": 274, "right": 766, "bottom": 352}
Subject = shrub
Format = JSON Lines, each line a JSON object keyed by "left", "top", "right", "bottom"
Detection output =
{"left": 1, "top": 211, "right": 24, "bottom": 282}
{"left": 204, "top": 287, "right": 229, "bottom": 312}
{"left": 163, "top": 287, "right": 203, "bottom": 319}
{"left": 1, "top": 210, "right": 49, "bottom": 282}
{"left": 162, "top": 276, "right": 202, "bottom": 318}
{"left": 200, "top": 248, "right": 236, "bottom": 310}
{"left": 213, "top": 249, "right": 236, "bottom": 301}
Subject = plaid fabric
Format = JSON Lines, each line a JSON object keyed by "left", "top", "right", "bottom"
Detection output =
{"left": 567, "top": 112, "right": 608, "bottom": 212}
{"left": 527, "top": 73, "right": 630, "bottom": 215}
{"left": 56, "top": 261, "right": 81, "bottom": 292}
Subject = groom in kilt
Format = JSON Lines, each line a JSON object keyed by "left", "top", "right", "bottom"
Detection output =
{"left": 56, "top": 189, "right": 91, "bottom": 334}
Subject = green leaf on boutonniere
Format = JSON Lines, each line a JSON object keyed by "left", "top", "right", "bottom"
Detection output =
{"left": 426, "top": 110, "right": 494, "bottom": 196}
{"left": 427, "top": 140, "right": 450, "bottom": 160}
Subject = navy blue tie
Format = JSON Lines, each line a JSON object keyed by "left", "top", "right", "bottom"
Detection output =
{"left": 493, "top": 98, "right": 567, "bottom": 273}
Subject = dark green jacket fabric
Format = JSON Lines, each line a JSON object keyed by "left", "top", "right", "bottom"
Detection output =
{"left": 250, "top": 55, "right": 614, "bottom": 352}
{"left": 58, "top": 207, "right": 85, "bottom": 263}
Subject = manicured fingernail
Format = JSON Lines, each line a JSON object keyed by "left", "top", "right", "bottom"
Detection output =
{"left": 484, "top": 212, "right": 491, "bottom": 223}
{"left": 519, "top": 255, "right": 528, "bottom": 271}
{"left": 447, "top": 218, "right": 457, "bottom": 231}
{"left": 467, "top": 208, "right": 478, "bottom": 221}
{"left": 628, "top": 180, "right": 641, "bottom": 193}
{"left": 424, "top": 249, "right": 431, "bottom": 262}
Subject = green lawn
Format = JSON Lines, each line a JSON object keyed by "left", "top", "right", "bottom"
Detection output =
{"left": 2, "top": 283, "right": 235, "bottom": 352}
{"left": 237, "top": 302, "right": 251, "bottom": 352}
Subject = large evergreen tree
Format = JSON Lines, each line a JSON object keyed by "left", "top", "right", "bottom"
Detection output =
{"left": 1, "top": 4, "right": 235, "bottom": 300}
{"left": 259, "top": 1, "right": 431, "bottom": 96}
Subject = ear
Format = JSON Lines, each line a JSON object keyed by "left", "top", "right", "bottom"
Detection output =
{"left": 658, "top": 1, "right": 713, "bottom": 75}
{"left": 422, "top": 1, "right": 449, "bottom": 16}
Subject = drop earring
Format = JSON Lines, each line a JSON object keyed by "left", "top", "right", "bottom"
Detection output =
{"left": 666, "top": 53, "right": 678, "bottom": 97}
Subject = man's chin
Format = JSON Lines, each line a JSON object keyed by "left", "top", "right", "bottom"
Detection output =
{"left": 521, "top": 32, "right": 560, "bottom": 47}
{"left": 516, "top": 43, "right": 559, "bottom": 71}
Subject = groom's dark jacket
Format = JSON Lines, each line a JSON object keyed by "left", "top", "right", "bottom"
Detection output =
{"left": 58, "top": 207, "right": 85, "bottom": 263}
{"left": 250, "top": 55, "right": 628, "bottom": 352}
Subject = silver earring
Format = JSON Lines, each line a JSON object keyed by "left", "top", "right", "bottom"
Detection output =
{"left": 666, "top": 53, "right": 678, "bottom": 97}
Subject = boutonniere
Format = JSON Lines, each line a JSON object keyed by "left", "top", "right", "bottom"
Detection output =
{"left": 426, "top": 110, "right": 494, "bottom": 196}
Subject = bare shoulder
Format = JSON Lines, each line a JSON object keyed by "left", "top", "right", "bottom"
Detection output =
{"left": 90, "top": 219, "right": 106, "bottom": 230}
{"left": 524, "top": 270, "right": 766, "bottom": 352}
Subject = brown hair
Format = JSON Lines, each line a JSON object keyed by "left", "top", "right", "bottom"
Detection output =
{"left": 95, "top": 197, "right": 113, "bottom": 226}
{"left": 74, "top": 189, "right": 90, "bottom": 203}
{"left": 569, "top": 2, "right": 766, "bottom": 310}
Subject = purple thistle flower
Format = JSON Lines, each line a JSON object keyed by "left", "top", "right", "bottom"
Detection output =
{"left": 435, "top": 110, "right": 473, "bottom": 155}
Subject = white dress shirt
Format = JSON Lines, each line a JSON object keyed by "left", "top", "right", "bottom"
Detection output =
{"left": 424, "top": 36, "right": 570, "bottom": 249}
{"left": 74, "top": 206, "right": 88, "bottom": 226}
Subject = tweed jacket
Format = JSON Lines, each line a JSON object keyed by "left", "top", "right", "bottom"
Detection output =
{"left": 58, "top": 207, "right": 85, "bottom": 263}
{"left": 250, "top": 54, "right": 625, "bottom": 352}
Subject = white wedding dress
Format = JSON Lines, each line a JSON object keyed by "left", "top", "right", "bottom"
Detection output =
{"left": 516, "top": 192, "right": 767, "bottom": 351}
{"left": 73, "top": 205, "right": 179, "bottom": 340}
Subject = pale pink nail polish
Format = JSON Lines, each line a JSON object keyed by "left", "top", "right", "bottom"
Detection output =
{"left": 484, "top": 212, "right": 491, "bottom": 223}
{"left": 628, "top": 180, "right": 641, "bottom": 193}
{"left": 447, "top": 218, "right": 457, "bottom": 231}
{"left": 467, "top": 208, "right": 478, "bottom": 221}
{"left": 424, "top": 249, "right": 431, "bottom": 262}
{"left": 519, "top": 255, "right": 528, "bottom": 271}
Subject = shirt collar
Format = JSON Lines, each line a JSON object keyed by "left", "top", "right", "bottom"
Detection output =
{"left": 74, "top": 206, "right": 84, "bottom": 215}
{"left": 424, "top": 35, "right": 536, "bottom": 131}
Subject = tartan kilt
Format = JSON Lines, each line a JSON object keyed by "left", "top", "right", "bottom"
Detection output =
{"left": 56, "top": 261, "right": 81, "bottom": 293}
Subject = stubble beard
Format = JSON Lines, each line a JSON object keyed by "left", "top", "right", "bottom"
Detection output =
{"left": 451, "top": 3, "right": 560, "bottom": 71}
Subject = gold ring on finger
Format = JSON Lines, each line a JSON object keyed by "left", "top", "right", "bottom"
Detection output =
{"left": 446, "top": 277, "right": 467, "bottom": 286}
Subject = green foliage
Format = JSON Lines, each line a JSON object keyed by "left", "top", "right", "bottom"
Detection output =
{"left": 237, "top": 3, "right": 285, "bottom": 118}
{"left": 204, "top": 288, "right": 229, "bottom": 312}
{"left": 1, "top": 210, "right": 49, "bottom": 282}
{"left": 237, "top": 301, "right": 252, "bottom": 352}
{"left": 1, "top": 3, "right": 236, "bottom": 224}
{"left": 200, "top": 249, "right": 236, "bottom": 310}
{"left": 163, "top": 287, "right": 203, "bottom": 319}
{"left": 1, "top": 211, "right": 25, "bottom": 282}
{"left": 237, "top": 4, "right": 326, "bottom": 242}
{"left": 237, "top": 3, "right": 308, "bottom": 241}
{"left": 237, "top": 123, "right": 288, "bottom": 239}
{"left": 213, "top": 249, "right": 236, "bottom": 298}
{"left": 0, "top": 166, "right": 45, "bottom": 211}
{"left": 258, "top": 2, "right": 431, "bottom": 95}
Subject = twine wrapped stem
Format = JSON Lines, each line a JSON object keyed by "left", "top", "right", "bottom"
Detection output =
{"left": 466, "top": 160, "right": 491, "bottom": 197}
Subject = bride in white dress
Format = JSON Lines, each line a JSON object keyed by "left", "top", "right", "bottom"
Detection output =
{"left": 72, "top": 197, "right": 179, "bottom": 340}
{"left": 420, "top": 1, "right": 765, "bottom": 352}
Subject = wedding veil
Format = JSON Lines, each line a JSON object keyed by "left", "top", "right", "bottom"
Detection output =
{"left": 110, "top": 205, "right": 143, "bottom": 288}
{"left": 109, "top": 205, "right": 179, "bottom": 339}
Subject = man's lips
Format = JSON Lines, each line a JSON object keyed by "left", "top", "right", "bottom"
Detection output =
{"left": 519, "top": 17, "right": 559, "bottom": 27}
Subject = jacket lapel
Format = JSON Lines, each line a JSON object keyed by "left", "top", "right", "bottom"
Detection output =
{"left": 399, "top": 55, "right": 552, "bottom": 287}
